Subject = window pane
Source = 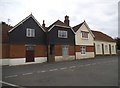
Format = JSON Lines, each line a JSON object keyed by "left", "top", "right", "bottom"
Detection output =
{"left": 26, "top": 28, "right": 35, "bottom": 37}
{"left": 80, "top": 46, "right": 86, "bottom": 54}
{"left": 58, "top": 30, "right": 67, "bottom": 38}
{"left": 81, "top": 32, "right": 88, "bottom": 38}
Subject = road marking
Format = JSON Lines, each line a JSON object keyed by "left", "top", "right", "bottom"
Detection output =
{"left": 49, "top": 69, "right": 58, "bottom": 71}
{"left": 5, "top": 75, "right": 18, "bottom": 78}
{"left": 22, "top": 72, "right": 33, "bottom": 76}
{"left": 0, "top": 81, "right": 24, "bottom": 88}
{"left": 69, "top": 66, "right": 76, "bottom": 68}
{"left": 41, "top": 70, "right": 46, "bottom": 73}
{"left": 37, "top": 71, "right": 41, "bottom": 73}
{"left": 91, "top": 63, "right": 97, "bottom": 65}
{"left": 78, "top": 65, "right": 84, "bottom": 67}
{"left": 84, "top": 64, "right": 91, "bottom": 66}
{"left": 60, "top": 67, "right": 67, "bottom": 70}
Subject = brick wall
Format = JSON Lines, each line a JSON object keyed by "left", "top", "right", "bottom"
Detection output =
{"left": 2, "top": 44, "right": 10, "bottom": 58}
{"left": 10, "top": 44, "right": 47, "bottom": 58}
{"left": 69, "top": 45, "right": 75, "bottom": 55}
{"left": 55, "top": 45, "right": 62, "bottom": 56}
{"left": 86, "top": 46, "right": 94, "bottom": 52}
{"left": 55, "top": 45, "right": 75, "bottom": 56}
{"left": 75, "top": 45, "right": 94, "bottom": 52}
{"left": 10, "top": 44, "right": 25, "bottom": 58}
{"left": 75, "top": 45, "right": 80, "bottom": 52}
{"left": 2, "top": 22, "right": 13, "bottom": 43}
{"left": 35, "top": 45, "right": 47, "bottom": 57}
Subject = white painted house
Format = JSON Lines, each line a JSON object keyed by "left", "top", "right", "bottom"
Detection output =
{"left": 73, "top": 21, "right": 95, "bottom": 59}
{"left": 92, "top": 30, "right": 116, "bottom": 55}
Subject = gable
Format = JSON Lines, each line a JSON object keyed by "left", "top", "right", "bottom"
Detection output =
{"left": 48, "top": 26, "right": 75, "bottom": 45}
{"left": 9, "top": 16, "right": 46, "bottom": 44}
{"left": 9, "top": 14, "right": 45, "bottom": 33}
{"left": 47, "top": 20, "right": 75, "bottom": 34}
{"left": 76, "top": 22, "right": 94, "bottom": 38}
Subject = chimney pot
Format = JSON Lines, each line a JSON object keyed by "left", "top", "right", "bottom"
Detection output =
{"left": 64, "top": 15, "right": 70, "bottom": 26}
{"left": 42, "top": 20, "right": 45, "bottom": 28}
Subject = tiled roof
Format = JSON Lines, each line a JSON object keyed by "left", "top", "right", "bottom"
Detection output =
{"left": 72, "top": 22, "right": 84, "bottom": 32}
{"left": 47, "top": 20, "right": 69, "bottom": 30}
{"left": 91, "top": 30, "right": 115, "bottom": 42}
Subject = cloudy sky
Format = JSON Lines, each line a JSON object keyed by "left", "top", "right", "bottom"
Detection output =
{"left": 0, "top": 0, "right": 119, "bottom": 38}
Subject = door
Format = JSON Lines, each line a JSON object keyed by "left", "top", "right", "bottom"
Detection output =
{"left": 62, "top": 45, "right": 69, "bottom": 56}
{"left": 109, "top": 44, "right": 111, "bottom": 55}
{"left": 102, "top": 44, "right": 104, "bottom": 55}
{"left": 26, "top": 46, "right": 35, "bottom": 62}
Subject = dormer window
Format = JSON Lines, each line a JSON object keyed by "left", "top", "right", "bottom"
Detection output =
{"left": 26, "top": 28, "right": 35, "bottom": 37}
{"left": 58, "top": 30, "right": 68, "bottom": 38}
{"left": 81, "top": 31, "right": 88, "bottom": 39}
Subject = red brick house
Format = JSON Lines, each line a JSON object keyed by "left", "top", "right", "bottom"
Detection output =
{"left": 1, "top": 14, "right": 47, "bottom": 66}
{"left": 46, "top": 16, "right": 75, "bottom": 62}
{"left": 1, "top": 14, "right": 117, "bottom": 66}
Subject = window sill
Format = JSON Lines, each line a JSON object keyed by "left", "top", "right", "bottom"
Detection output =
{"left": 81, "top": 38, "right": 89, "bottom": 40}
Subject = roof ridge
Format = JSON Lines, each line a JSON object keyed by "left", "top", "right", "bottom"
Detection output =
{"left": 72, "top": 21, "right": 84, "bottom": 32}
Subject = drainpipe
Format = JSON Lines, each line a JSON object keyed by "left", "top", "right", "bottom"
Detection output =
{"left": 46, "top": 29, "right": 49, "bottom": 63}
{"left": 74, "top": 45, "right": 76, "bottom": 60}
{"left": 74, "top": 38, "right": 76, "bottom": 60}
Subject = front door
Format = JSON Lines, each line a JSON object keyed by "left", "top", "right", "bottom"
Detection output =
{"left": 109, "top": 44, "right": 111, "bottom": 55}
{"left": 102, "top": 44, "right": 104, "bottom": 55}
{"left": 62, "top": 45, "right": 69, "bottom": 57}
{"left": 26, "top": 45, "right": 35, "bottom": 62}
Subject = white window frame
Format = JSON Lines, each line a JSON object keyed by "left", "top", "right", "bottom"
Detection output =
{"left": 105, "top": 45, "right": 108, "bottom": 52}
{"left": 26, "top": 28, "right": 35, "bottom": 37}
{"left": 112, "top": 45, "right": 114, "bottom": 52}
{"left": 58, "top": 30, "right": 68, "bottom": 38}
{"left": 80, "top": 46, "right": 86, "bottom": 55}
{"left": 81, "top": 31, "right": 89, "bottom": 39}
{"left": 97, "top": 44, "right": 100, "bottom": 53}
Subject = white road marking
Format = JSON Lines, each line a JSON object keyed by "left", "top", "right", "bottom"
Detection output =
{"left": 0, "top": 81, "right": 23, "bottom": 87}
{"left": 41, "top": 70, "right": 46, "bottom": 73}
{"left": 91, "top": 63, "right": 97, "bottom": 65}
{"left": 49, "top": 69, "right": 58, "bottom": 71}
{"left": 69, "top": 66, "right": 76, "bottom": 68}
{"left": 84, "top": 64, "right": 91, "bottom": 66}
{"left": 22, "top": 72, "right": 33, "bottom": 76}
{"left": 78, "top": 65, "right": 84, "bottom": 67}
{"left": 60, "top": 67, "right": 67, "bottom": 70}
{"left": 37, "top": 71, "right": 41, "bottom": 73}
{"left": 5, "top": 75, "right": 18, "bottom": 78}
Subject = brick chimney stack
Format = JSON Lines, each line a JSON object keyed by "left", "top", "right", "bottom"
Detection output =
{"left": 64, "top": 15, "right": 70, "bottom": 26}
{"left": 42, "top": 20, "right": 45, "bottom": 28}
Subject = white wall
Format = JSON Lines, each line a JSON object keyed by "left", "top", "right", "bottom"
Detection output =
{"left": 76, "top": 52, "right": 94, "bottom": 59}
{"left": 55, "top": 56, "right": 75, "bottom": 61}
{"left": 1, "top": 57, "right": 47, "bottom": 66}
{"left": 75, "top": 23, "right": 95, "bottom": 59}
{"left": 75, "top": 24, "right": 94, "bottom": 45}
{"left": 94, "top": 41, "right": 116, "bottom": 55}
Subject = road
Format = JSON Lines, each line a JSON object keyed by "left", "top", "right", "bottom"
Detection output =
{"left": 1, "top": 56, "right": 118, "bottom": 87}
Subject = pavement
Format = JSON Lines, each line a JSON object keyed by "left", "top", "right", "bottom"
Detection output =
{"left": 1, "top": 55, "right": 119, "bottom": 87}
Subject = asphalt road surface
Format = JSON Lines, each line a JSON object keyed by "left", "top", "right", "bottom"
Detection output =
{"left": 1, "top": 56, "right": 118, "bottom": 87}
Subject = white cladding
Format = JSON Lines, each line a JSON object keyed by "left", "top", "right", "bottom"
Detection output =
{"left": 75, "top": 23, "right": 94, "bottom": 45}
{"left": 94, "top": 41, "right": 116, "bottom": 55}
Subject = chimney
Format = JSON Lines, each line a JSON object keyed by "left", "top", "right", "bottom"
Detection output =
{"left": 64, "top": 15, "right": 70, "bottom": 26}
{"left": 42, "top": 20, "right": 45, "bottom": 28}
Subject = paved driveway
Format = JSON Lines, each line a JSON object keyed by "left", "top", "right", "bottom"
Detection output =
{"left": 1, "top": 56, "right": 118, "bottom": 87}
